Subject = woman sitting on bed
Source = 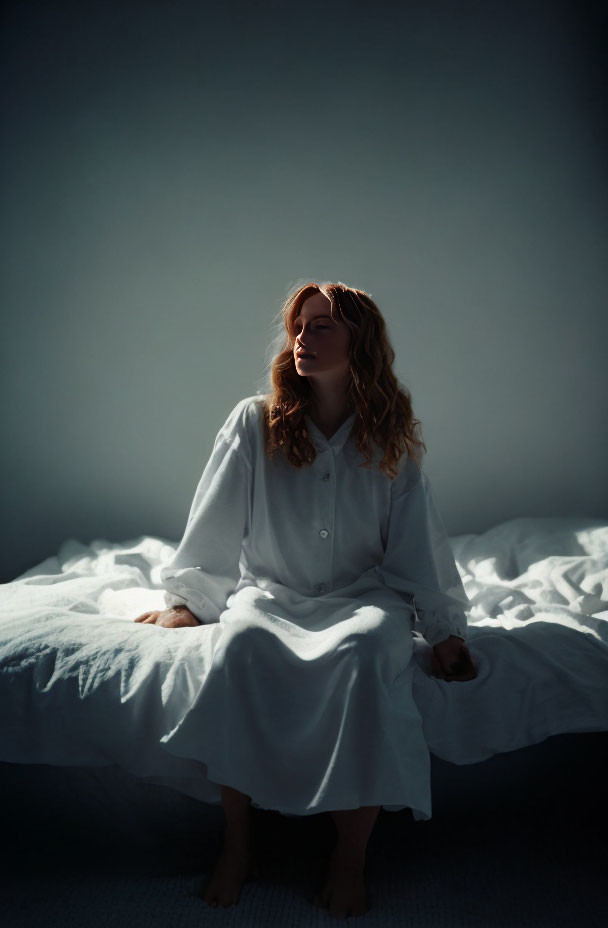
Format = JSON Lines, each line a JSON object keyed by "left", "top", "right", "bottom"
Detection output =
{"left": 133, "top": 281, "right": 477, "bottom": 919}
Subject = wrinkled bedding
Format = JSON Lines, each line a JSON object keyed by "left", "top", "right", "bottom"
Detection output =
{"left": 1, "top": 516, "right": 606, "bottom": 814}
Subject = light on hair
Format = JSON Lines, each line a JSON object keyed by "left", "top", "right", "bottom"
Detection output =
{"left": 259, "top": 281, "right": 427, "bottom": 478}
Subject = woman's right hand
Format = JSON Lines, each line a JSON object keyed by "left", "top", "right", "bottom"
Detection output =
{"left": 133, "top": 607, "right": 202, "bottom": 628}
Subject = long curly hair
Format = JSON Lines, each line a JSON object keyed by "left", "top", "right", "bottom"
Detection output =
{"left": 257, "top": 280, "right": 427, "bottom": 479}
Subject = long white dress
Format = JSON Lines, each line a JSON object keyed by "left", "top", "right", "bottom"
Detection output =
{"left": 158, "top": 395, "right": 469, "bottom": 821}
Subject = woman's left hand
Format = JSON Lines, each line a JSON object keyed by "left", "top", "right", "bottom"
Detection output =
{"left": 431, "top": 636, "right": 477, "bottom": 681}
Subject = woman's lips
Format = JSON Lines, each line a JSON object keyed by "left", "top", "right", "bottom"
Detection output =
{"left": 296, "top": 352, "right": 316, "bottom": 359}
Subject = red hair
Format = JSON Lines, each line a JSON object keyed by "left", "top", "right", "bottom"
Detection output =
{"left": 260, "top": 280, "right": 426, "bottom": 479}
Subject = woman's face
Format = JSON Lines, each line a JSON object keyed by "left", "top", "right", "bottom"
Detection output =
{"left": 293, "top": 293, "right": 351, "bottom": 379}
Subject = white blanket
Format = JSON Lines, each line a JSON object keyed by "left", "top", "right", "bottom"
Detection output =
{"left": 1, "top": 516, "right": 606, "bottom": 813}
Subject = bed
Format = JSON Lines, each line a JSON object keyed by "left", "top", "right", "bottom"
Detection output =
{"left": 1, "top": 515, "right": 607, "bottom": 822}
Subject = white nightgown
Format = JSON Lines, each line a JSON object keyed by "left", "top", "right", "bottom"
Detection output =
{"left": 158, "top": 395, "right": 469, "bottom": 821}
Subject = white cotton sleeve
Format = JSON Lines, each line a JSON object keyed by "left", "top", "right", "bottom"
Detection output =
{"left": 160, "top": 403, "right": 253, "bottom": 623}
{"left": 376, "top": 457, "right": 470, "bottom": 647}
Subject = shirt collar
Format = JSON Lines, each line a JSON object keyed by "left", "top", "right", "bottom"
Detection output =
{"left": 304, "top": 412, "right": 356, "bottom": 453}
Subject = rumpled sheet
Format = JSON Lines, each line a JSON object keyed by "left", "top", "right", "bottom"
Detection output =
{"left": 1, "top": 516, "right": 606, "bottom": 813}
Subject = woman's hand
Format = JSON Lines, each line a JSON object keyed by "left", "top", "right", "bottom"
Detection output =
{"left": 133, "top": 606, "right": 202, "bottom": 628}
{"left": 431, "top": 636, "right": 477, "bottom": 682}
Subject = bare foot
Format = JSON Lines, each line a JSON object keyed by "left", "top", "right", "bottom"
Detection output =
{"left": 203, "top": 834, "right": 258, "bottom": 908}
{"left": 312, "top": 844, "right": 369, "bottom": 919}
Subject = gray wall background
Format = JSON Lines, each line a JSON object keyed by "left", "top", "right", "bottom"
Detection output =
{"left": 1, "top": 0, "right": 606, "bottom": 583}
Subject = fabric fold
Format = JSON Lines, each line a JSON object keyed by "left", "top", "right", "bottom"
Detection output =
{"left": 376, "top": 455, "right": 470, "bottom": 646}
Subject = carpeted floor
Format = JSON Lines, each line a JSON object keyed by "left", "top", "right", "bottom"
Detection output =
{"left": 2, "top": 733, "right": 606, "bottom": 927}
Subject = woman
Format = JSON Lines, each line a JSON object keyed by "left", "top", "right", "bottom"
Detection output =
{"left": 134, "top": 281, "right": 477, "bottom": 919}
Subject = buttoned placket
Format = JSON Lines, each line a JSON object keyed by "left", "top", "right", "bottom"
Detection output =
{"left": 304, "top": 411, "right": 355, "bottom": 598}
{"left": 312, "top": 451, "right": 332, "bottom": 595}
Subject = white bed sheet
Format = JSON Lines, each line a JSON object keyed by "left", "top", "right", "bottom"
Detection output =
{"left": 1, "top": 516, "right": 606, "bottom": 814}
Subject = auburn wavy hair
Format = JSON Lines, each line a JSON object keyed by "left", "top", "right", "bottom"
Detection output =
{"left": 259, "top": 280, "right": 426, "bottom": 479}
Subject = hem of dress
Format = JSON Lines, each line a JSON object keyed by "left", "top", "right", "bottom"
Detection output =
{"left": 194, "top": 755, "right": 433, "bottom": 822}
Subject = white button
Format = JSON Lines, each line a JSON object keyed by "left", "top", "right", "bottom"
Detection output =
{"left": 322, "top": 472, "right": 331, "bottom": 481}
{"left": 319, "top": 529, "right": 329, "bottom": 538}
{"left": 316, "top": 583, "right": 327, "bottom": 594}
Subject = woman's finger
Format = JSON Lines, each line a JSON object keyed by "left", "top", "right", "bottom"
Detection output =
{"left": 142, "top": 612, "right": 161, "bottom": 624}
{"left": 430, "top": 650, "right": 447, "bottom": 679}
{"left": 444, "top": 659, "right": 478, "bottom": 682}
{"left": 134, "top": 612, "right": 154, "bottom": 623}
{"left": 446, "top": 647, "right": 476, "bottom": 675}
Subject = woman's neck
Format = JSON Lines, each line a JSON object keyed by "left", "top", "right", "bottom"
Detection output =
{"left": 307, "top": 397, "right": 354, "bottom": 439}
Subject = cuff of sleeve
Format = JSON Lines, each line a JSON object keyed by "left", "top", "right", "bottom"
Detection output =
{"left": 163, "top": 593, "right": 204, "bottom": 623}
{"left": 161, "top": 566, "right": 222, "bottom": 624}
{"left": 164, "top": 592, "right": 189, "bottom": 610}
{"left": 418, "top": 612, "right": 467, "bottom": 648}
{"left": 425, "top": 630, "right": 463, "bottom": 647}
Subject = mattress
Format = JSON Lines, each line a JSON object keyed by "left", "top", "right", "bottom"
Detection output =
{"left": 1, "top": 515, "right": 606, "bottom": 817}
